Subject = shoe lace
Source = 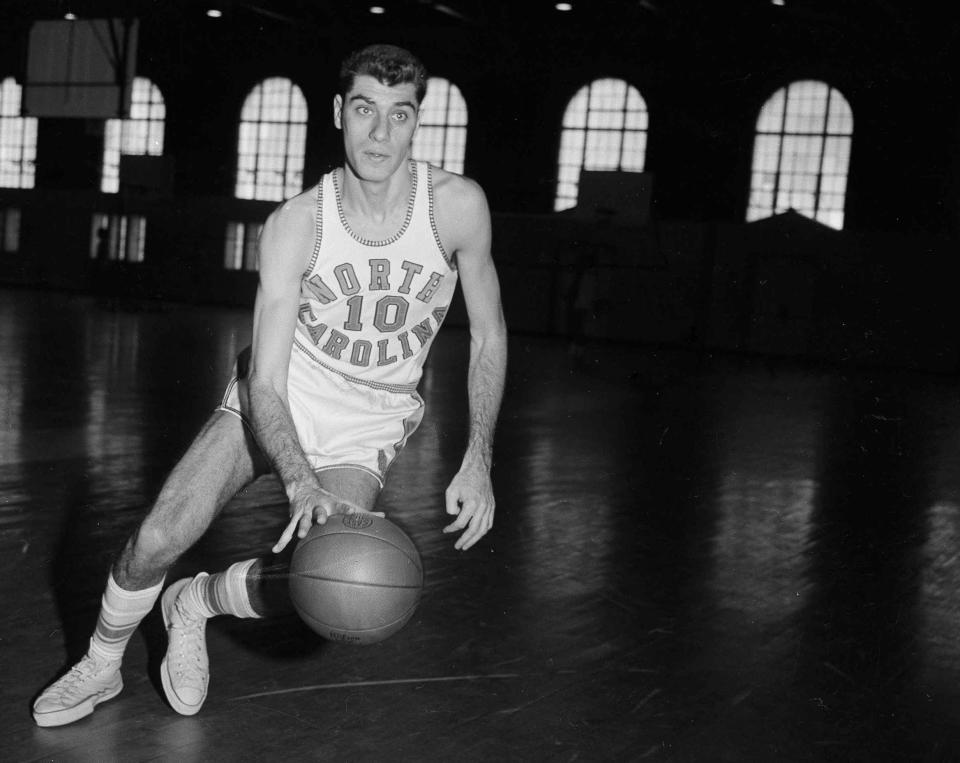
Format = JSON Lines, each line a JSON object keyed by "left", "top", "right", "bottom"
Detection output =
{"left": 170, "top": 602, "right": 206, "bottom": 684}
{"left": 54, "top": 656, "right": 110, "bottom": 699}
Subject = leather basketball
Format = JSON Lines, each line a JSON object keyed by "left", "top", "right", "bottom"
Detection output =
{"left": 289, "top": 514, "right": 423, "bottom": 645}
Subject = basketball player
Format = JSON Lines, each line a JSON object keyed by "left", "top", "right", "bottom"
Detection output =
{"left": 33, "top": 43, "right": 507, "bottom": 727}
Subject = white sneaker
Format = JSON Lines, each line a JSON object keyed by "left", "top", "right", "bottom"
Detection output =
{"left": 33, "top": 653, "right": 123, "bottom": 727}
{"left": 160, "top": 576, "right": 210, "bottom": 716}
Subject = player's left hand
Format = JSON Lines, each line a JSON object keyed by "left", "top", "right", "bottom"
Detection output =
{"left": 443, "top": 464, "right": 495, "bottom": 550}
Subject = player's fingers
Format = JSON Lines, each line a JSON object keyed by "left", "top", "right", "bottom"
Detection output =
{"left": 314, "top": 493, "right": 353, "bottom": 525}
{"left": 444, "top": 489, "right": 462, "bottom": 516}
{"left": 455, "top": 506, "right": 493, "bottom": 550}
{"left": 443, "top": 497, "right": 478, "bottom": 533}
{"left": 460, "top": 501, "right": 495, "bottom": 548}
{"left": 297, "top": 507, "right": 316, "bottom": 537}
{"left": 455, "top": 523, "right": 483, "bottom": 550}
{"left": 442, "top": 504, "right": 471, "bottom": 532}
{"left": 272, "top": 510, "right": 303, "bottom": 554}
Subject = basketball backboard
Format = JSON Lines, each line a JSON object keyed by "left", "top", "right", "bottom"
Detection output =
{"left": 23, "top": 18, "right": 138, "bottom": 119}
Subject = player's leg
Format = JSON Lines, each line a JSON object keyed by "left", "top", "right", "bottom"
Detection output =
{"left": 158, "top": 467, "right": 380, "bottom": 715}
{"left": 33, "top": 411, "right": 265, "bottom": 727}
{"left": 118, "top": 410, "right": 269, "bottom": 588}
{"left": 173, "top": 467, "right": 381, "bottom": 623}
{"left": 144, "top": 412, "right": 268, "bottom": 717}
{"left": 161, "top": 374, "right": 407, "bottom": 713}
{"left": 109, "top": 410, "right": 266, "bottom": 669}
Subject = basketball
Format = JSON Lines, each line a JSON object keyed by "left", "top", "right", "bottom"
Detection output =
{"left": 288, "top": 513, "right": 423, "bottom": 645}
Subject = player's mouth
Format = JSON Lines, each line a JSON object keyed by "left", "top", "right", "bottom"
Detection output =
{"left": 364, "top": 151, "right": 390, "bottom": 161}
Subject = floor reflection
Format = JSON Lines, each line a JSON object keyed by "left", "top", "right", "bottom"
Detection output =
{"left": 709, "top": 371, "right": 823, "bottom": 632}
{"left": 6, "top": 289, "right": 960, "bottom": 759}
{"left": 0, "top": 296, "right": 25, "bottom": 464}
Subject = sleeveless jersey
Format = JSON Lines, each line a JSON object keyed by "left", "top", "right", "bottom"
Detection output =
{"left": 292, "top": 161, "right": 458, "bottom": 394}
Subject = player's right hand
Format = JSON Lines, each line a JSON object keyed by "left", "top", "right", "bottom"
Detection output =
{"left": 272, "top": 485, "right": 383, "bottom": 554}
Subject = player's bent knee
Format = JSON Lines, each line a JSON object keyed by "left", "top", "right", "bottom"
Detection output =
{"left": 128, "top": 519, "right": 187, "bottom": 570}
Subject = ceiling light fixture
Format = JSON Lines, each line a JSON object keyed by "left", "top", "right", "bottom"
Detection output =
{"left": 370, "top": 5, "right": 386, "bottom": 13}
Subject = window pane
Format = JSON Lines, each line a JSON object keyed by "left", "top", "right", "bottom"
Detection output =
{"left": 584, "top": 130, "right": 622, "bottom": 170}
{"left": 822, "top": 135, "right": 851, "bottom": 174}
{"left": 620, "top": 131, "right": 646, "bottom": 171}
{"left": 1, "top": 207, "right": 20, "bottom": 252}
{"left": 224, "top": 222, "right": 242, "bottom": 269}
{"left": 244, "top": 224, "right": 262, "bottom": 270}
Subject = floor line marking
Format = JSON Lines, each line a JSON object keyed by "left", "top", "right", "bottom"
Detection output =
{"left": 230, "top": 673, "right": 522, "bottom": 700}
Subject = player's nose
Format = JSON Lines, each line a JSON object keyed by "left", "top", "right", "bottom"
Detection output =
{"left": 369, "top": 114, "right": 389, "bottom": 141}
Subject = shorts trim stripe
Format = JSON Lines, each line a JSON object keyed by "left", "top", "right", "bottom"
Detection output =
{"left": 314, "top": 463, "right": 385, "bottom": 488}
{"left": 391, "top": 393, "right": 424, "bottom": 461}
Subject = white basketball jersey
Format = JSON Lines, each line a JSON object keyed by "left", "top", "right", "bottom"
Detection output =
{"left": 293, "top": 161, "right": 458, "bottom": 393}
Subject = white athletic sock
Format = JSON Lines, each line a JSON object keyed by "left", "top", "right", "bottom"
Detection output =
{"left": 187, "top": 559, "right": 261, "bottom": 620}
{"left": 88, "top": 573, "right": 164, "bottom": 663}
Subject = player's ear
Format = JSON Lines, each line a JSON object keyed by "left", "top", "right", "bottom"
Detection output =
{"left": 333, "top": 94, "right": 343, "bottom": 129}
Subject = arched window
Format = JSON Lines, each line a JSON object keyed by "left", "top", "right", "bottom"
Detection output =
{"left": 0, "top": 77, "right": 37, "bottom": 189}
{"left": 235, "top": 78, "right": 308, "bottom": 201}
{"left": 555, "top": 78, "right": 648, "bottom": 211}
{"left": 747, "top": 80, "right": 853, "bottom": 230}
{"left": 412, "top": 77, "right": 468, "bottom": 174}
{"left": 101, "top": 76, "right": 165, "bottom": 193}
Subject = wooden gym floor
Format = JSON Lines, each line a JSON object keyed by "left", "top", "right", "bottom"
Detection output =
{"left": 3, "top": 286, "right": 960, "bottom": 761}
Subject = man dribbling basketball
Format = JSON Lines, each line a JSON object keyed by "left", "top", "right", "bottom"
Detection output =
{"left": 32, "top": 43, "right": 507, "bottom": 727}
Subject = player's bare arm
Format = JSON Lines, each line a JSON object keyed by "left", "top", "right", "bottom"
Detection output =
{"left": 434, "top": 171, "right": 508, "bottom": 550}
{"left": 245, "top": 193, "right": 366, "bottom": 551}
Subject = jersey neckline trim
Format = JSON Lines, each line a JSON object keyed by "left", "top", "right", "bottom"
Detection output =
{"left": 331, "top": 160, "right": 418, "bottom": 247}
{"left": 426, "top": 163, "right": 455, "bottom": 270}
{"left": 307, "top": 181, "right": 324, "bottom": 275}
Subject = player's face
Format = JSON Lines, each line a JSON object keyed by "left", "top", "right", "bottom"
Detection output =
{"left": 334, "top": 75, "right": 420, "bottom": 183}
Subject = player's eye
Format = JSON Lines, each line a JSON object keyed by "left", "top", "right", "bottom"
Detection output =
{"left": 391, "top": 111, "right": 408, "bottom": 122}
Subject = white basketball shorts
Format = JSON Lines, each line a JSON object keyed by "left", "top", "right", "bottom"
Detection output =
{"left": 217, "top": 344, "right": 425, "bottom": 486}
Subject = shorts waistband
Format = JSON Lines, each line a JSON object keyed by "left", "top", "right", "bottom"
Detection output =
{"left": 292, "top": 339, "right": 421, "bottom": 395}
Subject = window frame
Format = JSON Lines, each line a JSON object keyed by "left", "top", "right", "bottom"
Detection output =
{"left": 101, "top": 76, "right": 166, "bottom": 194}
{"left": 235, "top": 77, "right": 308, "bottom": 202}
{"left": 0, "top": 77, "right": 37, "bottom": 189}
{"left": 412, "top": 76, "right": 468, "bottom": 174}
{"left": 555, "top": 77, "right": 649, "bottom": 212}
{"left": 746, "top": 79, "right": 853, "bottom": 230}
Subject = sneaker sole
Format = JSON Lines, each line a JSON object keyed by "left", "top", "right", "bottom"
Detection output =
{"left": 160, "top": 578, "right": 207, "bottom": 716}
{"left": 32, "top": 678, "right": 124, "bottom": 728}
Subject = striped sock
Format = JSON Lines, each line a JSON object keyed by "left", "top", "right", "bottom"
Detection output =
{"left": 88, "top": 573, "right": 164, "bottom": 663}
{"left": 187, "top": 559, "right": 261, "bottom": 620}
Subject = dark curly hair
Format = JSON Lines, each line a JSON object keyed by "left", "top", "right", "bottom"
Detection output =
{"left": 339, "top": 44, "right": 428, "bottom": 105}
